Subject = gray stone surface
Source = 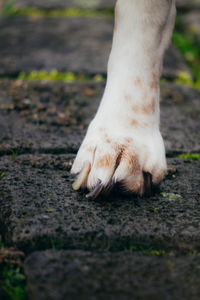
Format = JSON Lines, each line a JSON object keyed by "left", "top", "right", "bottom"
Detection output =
{"left": 164, "top": 45, "right": 192, "bottom": 78}
{"left": 160, "top": 83, "right": 200, "bottom": 153}
{"left": 0, "top": 1, "right": 199, "bottom": 299}
{"left": 0, "top": 154, "right": 200, "bottom": 253}
{"left": 0, "top": 17, "right": 191, "bottom": 77}
{"left": 13, "top": 0, "right": 116, "bottom": 10}
{"left": 24, "top": 250, "right": 200, "bottom": 300}
{"left": 176, "top": 0, "right": 200, "bottom": 11}
{"left": 183, "top": 12, "right": 200, "bottom": 38}
{"left": 0, "top": 80, "right": 199, "bottom": 154}
{"left": 0, "top": 80, "right": 101, "bottom": 154}
{"left": 9, "top": 0, "right": 200, "bottom": 11}
{"left": 0, "top": 17, "right": 112, "bottom": 75}
{"left": 1, "top": 81, "right": 199, "bottom": 255}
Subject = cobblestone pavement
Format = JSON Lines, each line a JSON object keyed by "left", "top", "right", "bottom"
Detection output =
{"left": 0, "top": 1, "right": 200, "bottom": 300}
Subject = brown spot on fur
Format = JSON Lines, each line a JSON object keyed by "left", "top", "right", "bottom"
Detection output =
{"left": 145, "top": 48, "right": 152, "bottom": 56}
{"left": 112, "top": 142, "right": 122, "bottom": 154}
{"left": 121, "top": 150, "right": 140, "bottom": 175}
{"left": 149, "top": 73, "right": 159, "bottom": 90}
{"left": 142, "top": 97, "right": 156, "bottom": 114}
{"left": 103, "top": 133, "right": 111, "bottom": 144}
{"left": 134, "top": 77, "right": 142, "bottom": 87}
{"left": 121, "top": 151, "right": 142, "bottom": 193}
{"left": 142, "top": 91, "right": 148, "bottom": 103}
{"left": 95, "top": 154, "right": 113, "bottom": 169}
{"left": 142, "top": 122, "right": 148, "bottom": 128}
{"left": 125, "top": 138, "right": 133, "bottom": 144}
{"left": 128, "top": 154, "right": 140, "bottom": 174}
{"left": 106, "top": 138, "right": 111, "bottom": 143}
{"left": 150, "top": 81, "right": 158, "bottom": 89}
{"left": 130, "top": 120, "right": 139, "bottom": 127}
{"left": 153, "top": 168, "right": 167, "bottom": 184}
{"left": 124, "top": 179, "right": 143, "bottom": 194}
{"left": 87, "top": 146, "right": 95, "bottom": 153}
{"left": 152, "top": 61, "right": 156, "bottom": 69}
{"left": 132, "top": 105, "right": 140, "bottom": 113}
{"left": 124, "top": 94, "right": 131, "bottom": 102}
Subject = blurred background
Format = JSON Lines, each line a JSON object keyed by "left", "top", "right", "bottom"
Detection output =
{"left": 0, "top": 0, "right": 200, "bottom": 87}
{"left": 0, "top": 1, "right": 200, "bottom": 300}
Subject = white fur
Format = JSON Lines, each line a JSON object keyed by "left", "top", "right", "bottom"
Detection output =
{"left": 71, "top": 0, "right": 176, "bottom": 194}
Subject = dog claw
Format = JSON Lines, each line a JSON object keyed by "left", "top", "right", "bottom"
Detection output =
{"left": 143, "top": 172, "right": 152, "bottom": 197}
{"left": 72, "top": 162, "right": 91, "bottom": 191}
{"left": 86, "top": 179, "right": 103, "bottom": 200}
{"left": 104, "top": 180, "right": 114, "bottom": 195}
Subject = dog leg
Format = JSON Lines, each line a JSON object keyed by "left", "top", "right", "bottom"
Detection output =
{"left": 71, "top": 0, "right": 176, "bottom": 198}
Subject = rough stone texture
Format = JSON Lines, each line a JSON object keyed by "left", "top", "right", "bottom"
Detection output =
{"left": 160, "top": 83, "right": 200, "bottom": 153}
{"left": 9, "top": 0, "right": 200, "bottom": 11}
{"left": 176, "top": 0, "right": 200, "bottom": 11}
{"left": 0, "top": 154, "right": 200, "bottom": 253}
{"left": 0, "top": 17, "right": 112, "bottom": 75}
{"left": 0, "top": 17, "right": 191, "bottom": 78}
{"left": 0, "top": 80, "right": 199, "bottom": 154}
{"left": 164, "top": 45, "right": 192, "bottom": 78}
{"left": 24, "top": 250, "right": 200, "bottom": 300}
{"left": 13, "top": 0, "right": 116, "bottom": 10}
{"left": 0, "top": 1, "right": 199, "bottom": 299}
{"left": 0, "top": 80, "right": 102, "bottom": 154}
{"left": 183, "top": 12, "right": 200, "bottom": 37}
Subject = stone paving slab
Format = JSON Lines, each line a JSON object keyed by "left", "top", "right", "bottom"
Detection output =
{"left": 0, "top": 80, "right": 199, "bottom": 154}
{"left": 0, "top": 17, "right": 191, "bottom": 78}
{"left": 10, "top": 0, "right": 200, "bottom": 11}
{"left": 160, "top": 83, "right": 200, "bottom": 153}
{"left": 13, "top": 0, "right": 115, "bottom": 10}
{"left": 183, "top": 11, "right": 200, "bottom": 38}
{"left": 0, "top": 154, "right": 199, "bottom": 253}
{"left": 0, "top": 80, "right": 102, "bottom": 154}
{"left": 176, "top": 0, "right": 200, "bottom": 11}
{"left": 24, "top": 250, "right": 200, "bottom": 300}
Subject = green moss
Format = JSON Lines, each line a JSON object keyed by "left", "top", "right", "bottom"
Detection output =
{"left": 173, "top": 30, "right": 199, "bottom": 64}
{"left": 153, "top": 208, "right": 159, "bottom": 214}
{"left": 18, "top": 70, "right": 105, "bottom": 82}
{"left": 178, "top": 153, "right": 200, "bottom": 160}
{"left": 161, "top": 193, "right": 182, "bottom": 201}
{"left": 0, "top": 243, "right": 28, "bottom": 300}
{"left": 172, "top": 20, "right": 200, "bottom": 90}
{"left": 124, "top": 246, "right": 166, "bottom": 256}
{"left": 149, "top": 250, "right": 166, "bottom": 256}
{"left": 186, "top": 251, "right": 200, "bottom": 256}
{"left": 0, "top": 171, "right": 9, "bottom": 180}
{"left": 50, "top": 238, "right": 63, "bottom": 250}
{"left": 175, "top": 71, "right": 200, "bottom": 90}
{"left": 1, "top": 2, "right": 113, "bottom": 18}
{"left": 10, "top": 150, "right": 18, "bottom": 157}
{"left": 1, "top": 0, "right": 19, "bottom": 17}
{"left": 46, "top": 208, "right": 56, "bottom": 213}
{"left": 1, "top": 267, "right": 28, "bottom": 300}
{"left": 21, "top": 8, "right": 113, "bottom": 18}
{"left": 0, "top": 240, "right": 4, "bottom": 248}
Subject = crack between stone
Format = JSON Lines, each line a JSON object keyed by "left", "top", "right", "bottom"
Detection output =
{"left": 0, "top": 148, "right": 199, "bottom": 159}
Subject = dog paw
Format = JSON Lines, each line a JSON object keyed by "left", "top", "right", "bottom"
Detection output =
{"left": 71, "top": 124, "right": 167, "bottom": 199}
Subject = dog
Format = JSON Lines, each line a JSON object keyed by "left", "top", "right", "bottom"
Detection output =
{"left": 71, "top": 0, "right": 176, "bottom": 199}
